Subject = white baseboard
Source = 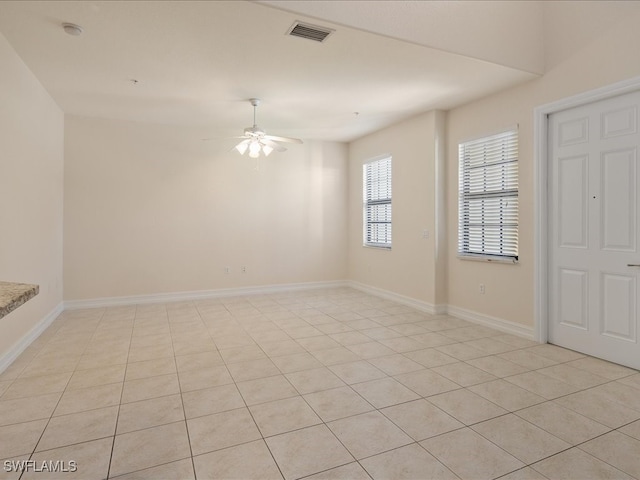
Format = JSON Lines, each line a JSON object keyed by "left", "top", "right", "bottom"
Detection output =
{"left": 348, "top": 281, "right": 447, "bottom": 315}
{"left": 349, "top": 281, "right": 534, "bottom": 340}
{"left": 2, "top": 281, "right": 536, "bottom": 375}
{"left": 446, "top": 305, "right": 535, "bottom": 340}
{"left": 64, "top": 280, "right": 350, "bottom": 310}
{"left": 0, "top": 302, "right": 64, "bottom": 374}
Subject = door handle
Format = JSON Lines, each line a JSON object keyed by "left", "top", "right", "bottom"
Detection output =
{"left": 627, "top": 264, "right": 640, "bottom": 267}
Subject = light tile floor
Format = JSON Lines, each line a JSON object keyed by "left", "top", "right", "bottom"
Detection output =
{"left": 1, "top": 287, "right": 639, "bottom": 479}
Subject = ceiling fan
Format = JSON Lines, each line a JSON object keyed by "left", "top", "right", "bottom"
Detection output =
{"left": 232, "top": 98, "right": 303, "bottom": 158}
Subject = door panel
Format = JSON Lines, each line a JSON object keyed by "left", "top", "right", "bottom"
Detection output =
{"left": 600, "top": 148, "right": 636, "bottom": 251}
{"left": 601, "top": 106, "right": 637, "bottom": 138}
{"left": 600, "top": 272, "right": 636, "bottom": 342}
{"left": 558, "top": 155, "right": 589, "bottom": 248}
{"left": 558, "top": 117, "right": 589, "bottom": 146}
{"left": 549, "top": 90, "right": 640, "bottom": 370}
{"left": 558, "top": 268, "right": 588, "bottom": 330}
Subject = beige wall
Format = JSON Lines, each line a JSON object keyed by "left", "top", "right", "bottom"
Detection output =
{"left": 0, "top": 32, "right": 64, "bottom": 360}
{"left": 445, "top": 6, "right": 640, "bottom": 329}
{"left": 348, "top": 111, "right": 446, "bottom": 308}
{"left": 348, "top": 4, "right": 640, "bottom": 331}
{"left": 63, "top": 116, "right": 348, "bottom": 300}
{"left": 4, "top": 1, "right": 640, "bottom": 353}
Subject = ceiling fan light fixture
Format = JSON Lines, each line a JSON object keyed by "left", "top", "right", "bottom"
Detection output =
{"left": 235, "top": 142, "right": 249, "bottom": 155}
{"left": 248, "top": 141, "right": 261, "bottom": 158}
{"left": 262, "top": 144, "right": 274, "bottom": 157}
{"left": 229, "top": 98, "right": 302, "bottom": 159}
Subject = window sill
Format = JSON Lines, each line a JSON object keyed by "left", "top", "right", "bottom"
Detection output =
{"left": 457, "top": 254, "right": 518, "bottom": 264}
{"left": 363, "top": 244, "right": 392, "bottom": 251}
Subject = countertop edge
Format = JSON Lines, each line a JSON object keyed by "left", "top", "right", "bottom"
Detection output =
{"left": 0, "top": 282, "right": 40, "bottom": 319}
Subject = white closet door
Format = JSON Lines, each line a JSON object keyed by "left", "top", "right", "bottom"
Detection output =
{"left": 549, "top": 90, "right": 640, "bottom": 369}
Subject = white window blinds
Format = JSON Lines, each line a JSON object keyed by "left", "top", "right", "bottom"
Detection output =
{"left": 363, "top": 156, "right": 392, "bottom": 248}
{"left": 458, "top": 129, "right": 518, "bottom": 260}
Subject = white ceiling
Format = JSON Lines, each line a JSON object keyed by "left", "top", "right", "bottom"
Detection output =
{"left": 0, "top": 1, "right": 544, "bottom": 142}
{"left": 260, "top": 1, "right": 546, "bottom": 74}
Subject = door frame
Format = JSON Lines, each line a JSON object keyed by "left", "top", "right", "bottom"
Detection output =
{"left": 534, "top": 75, "right": 640, "bottom": 343}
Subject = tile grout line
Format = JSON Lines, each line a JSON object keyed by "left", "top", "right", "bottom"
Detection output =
{"left": 19, "top": 308, "right": 105, "bottom": 479}
{"left": 171, "top": 304, "right": 199, "bottom": 480}
{"left": 1, "top": 288, "right": 639, "bottom": 479}
{"left": 104, "top": 304, "right": 137, "bottom": 480}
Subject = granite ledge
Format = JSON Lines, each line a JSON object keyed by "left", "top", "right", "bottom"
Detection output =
{"left": 0, "top": 281, "right": 39, "bottom": 319}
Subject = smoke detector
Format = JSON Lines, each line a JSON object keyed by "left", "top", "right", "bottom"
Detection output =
{"left": 62, "top": 23, "right": 84, "bottom": 36}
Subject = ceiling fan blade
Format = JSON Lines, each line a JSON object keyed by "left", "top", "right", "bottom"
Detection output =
{"left": 262, "top": 139, "right": 287, "bottom": 152}
{"left": 263, "top": 134, "right": 303, "bottom": 144}
{"left": 202, "top": 135, "right": 249, "bottom": 141}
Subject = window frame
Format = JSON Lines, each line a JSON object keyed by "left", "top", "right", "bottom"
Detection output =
{"left": 363, "top": 155, "right": 392, "bottom": 249}
{"left": 458, "top": 128, "right": 519, "bottom": 263}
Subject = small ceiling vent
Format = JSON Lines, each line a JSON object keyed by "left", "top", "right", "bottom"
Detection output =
{"left": 287, "top": 21, "right": 334, "bottom": 43}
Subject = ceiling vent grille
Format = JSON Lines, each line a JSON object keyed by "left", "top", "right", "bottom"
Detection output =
{"left": 287, "top": 21, "right": 334, "bottom": 43}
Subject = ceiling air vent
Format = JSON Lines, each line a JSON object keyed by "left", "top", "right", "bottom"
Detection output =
{"left": 287, "top": 21, "right": 334, "bottom": 43}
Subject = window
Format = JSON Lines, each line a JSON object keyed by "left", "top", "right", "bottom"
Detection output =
{"left": 363, "top": 156, "right": 392, "bottom": 248}
{"left": 458, "top": 129, "right": 518, "bottom": 261}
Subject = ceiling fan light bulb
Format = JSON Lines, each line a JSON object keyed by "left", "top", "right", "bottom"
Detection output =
{"left": 262, "top": 145, "right": 274, "bottom": 156}
{"left": 235, "top": 143, "right": 248, "bottom": 155}
{"left": 249, "top": 141, "right": 261, "bottom": 156}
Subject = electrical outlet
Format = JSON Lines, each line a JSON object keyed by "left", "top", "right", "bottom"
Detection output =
{"left": 479, "top": 284, "right": 485, "bottom": 294}
{"left": 241, "top": 266, "right": 247, "bottom": 273}
{"left": 422, "top": 229, "right": 429, "bottom": 239}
